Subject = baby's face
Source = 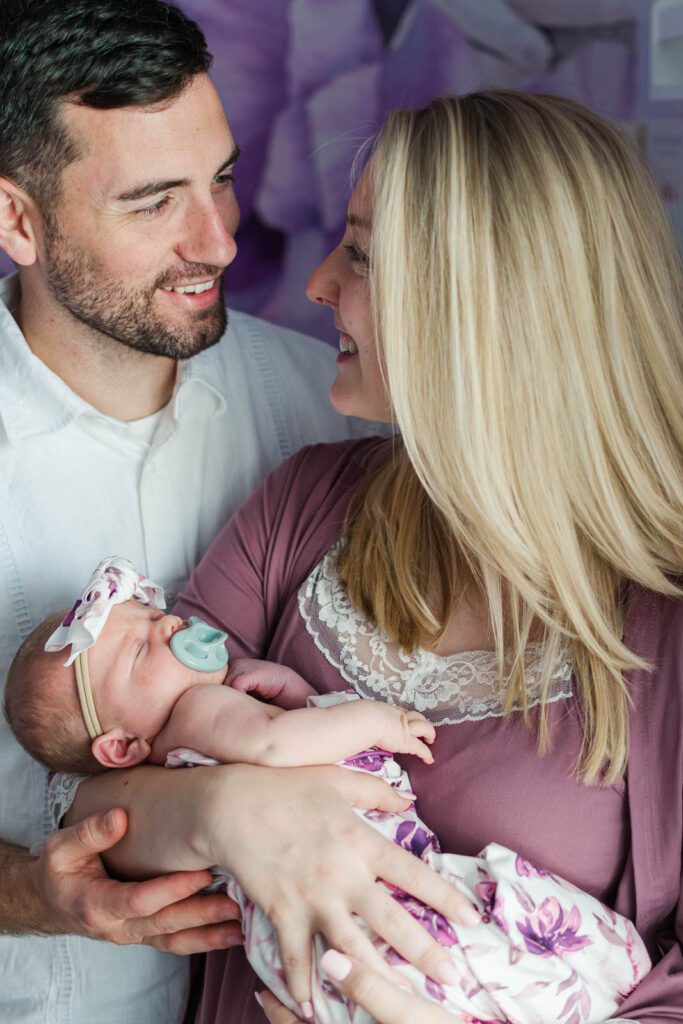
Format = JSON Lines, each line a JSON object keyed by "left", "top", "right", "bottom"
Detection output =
{"left": 87, "top": 601, "right": 228, "bottom": 740}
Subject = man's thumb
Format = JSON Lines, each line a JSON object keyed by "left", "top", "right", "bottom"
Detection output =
{"left": 68, "top": 808, "right": 128, "bottom": 857}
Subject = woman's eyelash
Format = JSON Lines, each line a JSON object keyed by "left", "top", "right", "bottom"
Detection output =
{"left": 136, "top": 173, "right": 236, "bottom": 218}
{"left": 343, "top": 243, "right": 369, "bottom": 266}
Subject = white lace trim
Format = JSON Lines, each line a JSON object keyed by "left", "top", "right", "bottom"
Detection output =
{"left": 47, "top": 772, "right": 89, "bottom": 833}
{"left": 297, "top": 540, "right": 573, "bottom": 726}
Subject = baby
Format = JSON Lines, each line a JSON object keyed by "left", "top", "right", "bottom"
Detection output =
{"left": 5, "top": 558, "right": 650, "bottom": 1024}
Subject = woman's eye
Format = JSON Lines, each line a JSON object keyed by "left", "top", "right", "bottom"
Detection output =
{"left": 213, "top": 172, "right": 236, "bottom": 190}
{"left": 343, "top": 243, "right": 369, "bottom": 269}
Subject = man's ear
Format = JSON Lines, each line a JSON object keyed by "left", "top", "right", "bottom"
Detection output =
{"left": 0, "top": 177, "right": 39, "bottom": 267}
{"left": 91, "top": 728, "right": 151, "bottom": 769}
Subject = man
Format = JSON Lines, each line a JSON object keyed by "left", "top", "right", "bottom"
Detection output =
{"left": 0, "top": 2, "right": 358, "bottom": 1021}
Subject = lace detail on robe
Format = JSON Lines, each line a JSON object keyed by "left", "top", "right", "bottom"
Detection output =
{"left": 47, "top": 772, "right": 88, "bottom": 832}
{"left": 298, "top": 540, "right": 574, "bottom": 726}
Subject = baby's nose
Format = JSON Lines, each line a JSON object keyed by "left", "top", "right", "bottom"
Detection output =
{"left": 157, "top": 615, "right": 186, "bottom": 640}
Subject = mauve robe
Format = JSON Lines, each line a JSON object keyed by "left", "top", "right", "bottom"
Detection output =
{"left": 174, "top": 439, "right": 683, "bottom": 1024}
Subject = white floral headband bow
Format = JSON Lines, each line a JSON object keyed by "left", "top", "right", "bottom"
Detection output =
{"left": 45, "top": 556, "right": 165, "bottom": 739}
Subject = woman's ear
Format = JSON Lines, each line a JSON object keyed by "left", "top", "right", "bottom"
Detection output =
{"left": 0, "top": 178, "right": 39, "bottom": 267}
{"left": 91, "top": 729, "right": 151, "bottom": 769}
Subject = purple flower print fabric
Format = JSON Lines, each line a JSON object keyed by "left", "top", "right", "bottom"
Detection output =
{"left": 168, "top": 691, "right": 650, "bottom": 1024}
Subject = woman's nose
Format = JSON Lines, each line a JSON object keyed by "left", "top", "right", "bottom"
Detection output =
{"left": 305, "top": 251, "right": 339, "bottom": 308}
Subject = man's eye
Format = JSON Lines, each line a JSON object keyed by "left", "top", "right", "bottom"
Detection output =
{"left": 136, "top": 196, "right": 171, "bottom": 218}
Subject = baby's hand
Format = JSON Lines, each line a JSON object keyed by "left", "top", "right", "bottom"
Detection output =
{"left": 376, "top": 706, "right": 435, "bottom": 764}
{"left": 227, "top": 659, "right": 317, "bottom": 710}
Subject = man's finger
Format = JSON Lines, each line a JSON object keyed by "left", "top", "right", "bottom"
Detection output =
{"left": 42, "top": 808, "right": 128, "bottom": 873}
{"left": 320, "top": 950, "right": 456, "bottom": 1023}
{"left": 117, "top": 885, "right": 239, "bottom": 935}
{"left": 144, "top": 919, "right": 244, "bottom": 955}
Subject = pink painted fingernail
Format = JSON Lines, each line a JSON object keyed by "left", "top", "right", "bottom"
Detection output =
{"left": 455, "top": 903, "right": 481, "bottom": 927}
{"left": 254, "top": 991, "right": 264, "bottom": 1010}
{"left": 301, "top": 1001, "right": 313, "bottom": 1020}
{"left": 321, "top": 949, "right": 352, "bottom": 981}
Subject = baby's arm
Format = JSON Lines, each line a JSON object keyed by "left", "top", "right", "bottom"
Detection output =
{"left": 151, "top": 685, "right": 435, "bottom": 768}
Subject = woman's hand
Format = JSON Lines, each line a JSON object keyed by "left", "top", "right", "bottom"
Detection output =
{"left": 34, "top": 807, "right": 242, "bottom": 952}
{"left": 257, "top": 950, "right": 456, "bottom": 1023}
{"left": 200, "top": 764, "right": 481, "bottom": 1012}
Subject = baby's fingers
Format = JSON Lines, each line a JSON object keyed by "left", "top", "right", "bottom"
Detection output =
{"left": 407, "top": 715, "right": 436, "bottom": 743}
{"left": 408, "top": 737, "right": 434, "bottom": 764}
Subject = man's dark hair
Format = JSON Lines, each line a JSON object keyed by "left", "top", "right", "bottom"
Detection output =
{"left": 0, "top": 0, "right": 212, "bottom": 212}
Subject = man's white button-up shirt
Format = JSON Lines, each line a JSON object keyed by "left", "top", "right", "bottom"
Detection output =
{"left": 0, "top": 273, "right": 357, "bottom": 1024}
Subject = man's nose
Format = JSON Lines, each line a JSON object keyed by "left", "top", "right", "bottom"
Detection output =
{"left": 176, "top": 199, "right": 238, "bottom": 269}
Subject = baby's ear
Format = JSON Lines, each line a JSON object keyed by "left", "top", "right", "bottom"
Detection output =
{"left": 91, "top": 729, "right": 151, "bottom": 769}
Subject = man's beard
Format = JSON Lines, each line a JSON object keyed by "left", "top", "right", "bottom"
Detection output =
{"left": 43, "top": 222, "right": 227, "bottom": 360}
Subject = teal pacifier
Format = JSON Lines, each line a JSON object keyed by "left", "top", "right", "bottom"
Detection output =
{"left": 170, "top": 616, "right": 229, "bottom": 672}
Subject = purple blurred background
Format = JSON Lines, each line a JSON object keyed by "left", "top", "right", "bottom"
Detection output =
{"left": 0, "top": 1, "right": 666, "bottom": 341}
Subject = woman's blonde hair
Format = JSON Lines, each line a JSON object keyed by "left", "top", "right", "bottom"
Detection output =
{"left": 339, "top": 91, "right": 683, "bottom": 783}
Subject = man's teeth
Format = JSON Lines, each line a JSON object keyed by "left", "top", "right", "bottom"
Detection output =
{"left": 340, "top": 333, "right": 358, "bottom": 355}
{"left": 163, "top": 279, "right": 215, "bottom": 295}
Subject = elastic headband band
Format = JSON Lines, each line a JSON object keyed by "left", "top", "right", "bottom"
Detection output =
{"left": 74, "top": 650, "right": 103, "bottom": 740}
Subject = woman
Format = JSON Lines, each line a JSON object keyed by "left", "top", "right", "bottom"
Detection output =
{"left": 66, "top": 91, "right": 682, "bottom": 1023}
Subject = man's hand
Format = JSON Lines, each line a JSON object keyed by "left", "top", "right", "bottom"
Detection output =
{"left": 227, "top": 659, "right": 316, "bottom": 709}
{"left": 257, "top": 951, "right": 456, "bottom": 1024}
{"left": 28, "top": 807, "right": 242, "bottom": 953}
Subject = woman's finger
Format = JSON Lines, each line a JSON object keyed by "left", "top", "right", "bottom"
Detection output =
{"left": 271, "top": 915, "right": 314, "bottom": 1020}
{"left": 320, "top": 910, "right": 410, "bottom": 987}
{"left": 256, "top": 989, "right": 302, "bottom": 1023}
{"left": 360, "top": 884, "right": 469, "bottom": 988}
{"left": 317, "top": 766, "right": 413, "bottom": 812}
{"left": 372, "top": 835, "right": 481, "bottom": 929}
{"left": 320, "top": 950, "right": 457, "bottom": 1023}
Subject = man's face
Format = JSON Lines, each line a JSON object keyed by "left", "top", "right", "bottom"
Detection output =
{"left": 40, "top": 74, "right": 240, "bottom": 359}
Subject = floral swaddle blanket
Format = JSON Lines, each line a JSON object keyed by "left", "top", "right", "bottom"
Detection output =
{"left": 167, "top": 691, "right": 650, "bottom": 1024}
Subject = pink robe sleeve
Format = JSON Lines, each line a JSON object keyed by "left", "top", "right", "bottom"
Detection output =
{"left": 605, "top": 594, "right": 683, "bottom": 1022}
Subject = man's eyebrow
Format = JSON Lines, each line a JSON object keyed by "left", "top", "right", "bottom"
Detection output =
{"left": 346, "top": 213, "right": 370, "bottom": 230}
{"left": 115, "top": 145, "right": 241, "bottom": 204}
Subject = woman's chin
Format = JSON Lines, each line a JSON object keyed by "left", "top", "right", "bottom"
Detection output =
{"left": 329, "top": 383, "right": 394, "bottom": 424}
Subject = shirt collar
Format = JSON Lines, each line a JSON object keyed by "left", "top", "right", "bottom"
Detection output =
{"left": 0, "top": 274, "right": 91, "bottom": 442}
{"left": 0, "top": 273, "right": 226, "bottom": 444}
{"left": 175, "top": 343, "right": 228, "bottom": 419}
